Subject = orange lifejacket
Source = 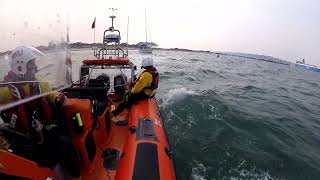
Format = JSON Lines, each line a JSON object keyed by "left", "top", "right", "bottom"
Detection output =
{"left": 0, "top": 82, "right": 53, "bottom": 138}
{"left": 1, "top": 105, "right": 29, "bottom": 135}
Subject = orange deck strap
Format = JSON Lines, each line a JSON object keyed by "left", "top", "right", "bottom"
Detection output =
{"left": 83, "top": 59, "right": 130, "bottom": 65}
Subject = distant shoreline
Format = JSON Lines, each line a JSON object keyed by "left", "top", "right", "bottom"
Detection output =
{"left": 67, "top": 45, "right": 290, "bottom": 65}
{"left": 69, "top": 46, "right": 211, "bottom": 53}
{"left": 0, "top": 43, "right": 291, "bottom": 66}
{"left": 0, "top": 44, "right": 211, "bottom": 55}
{"left": 67, "top": 42, "right": 211, "bottom": 53}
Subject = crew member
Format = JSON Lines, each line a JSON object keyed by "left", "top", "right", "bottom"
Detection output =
{"left": 112, "top": 57, "right": 159, "bottom": 116}
{"left": 0, "top": 46, "right": 80, "bottom": 179}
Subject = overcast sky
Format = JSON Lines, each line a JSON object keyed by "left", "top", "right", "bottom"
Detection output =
{"left": 1, "top": 0, "right": 320, "bottom": 64}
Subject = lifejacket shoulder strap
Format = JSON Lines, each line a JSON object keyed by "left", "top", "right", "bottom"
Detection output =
{"left": 143, "top": 68, "right": 159, "bottom": 90}
{"left": 0, "top": 82, "right": 52, "bottom": 135}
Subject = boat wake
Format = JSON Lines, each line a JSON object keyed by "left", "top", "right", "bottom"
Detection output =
{"left": 190, "top": 159, "right": 283, "bottom": 180}
{"left": 162, "top": 87, "right": 198, "bottom": 106}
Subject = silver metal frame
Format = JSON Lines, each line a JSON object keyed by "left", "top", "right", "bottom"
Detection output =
{"left": 94, "top": 15, "right": 128, "bottom": 59}
{"left": 79, "top": 63, "right": 135, "bottom": 89}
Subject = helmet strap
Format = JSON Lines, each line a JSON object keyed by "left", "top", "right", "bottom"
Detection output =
{"left": 24, "top": 70, "right": 36, "bottom": 81}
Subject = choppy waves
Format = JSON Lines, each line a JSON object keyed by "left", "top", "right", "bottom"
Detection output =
{"left": 156, "top": 51, "right": 320, "bottom": 180}
{"left": 72, "top": 49, "right": 320, "bottom": 180}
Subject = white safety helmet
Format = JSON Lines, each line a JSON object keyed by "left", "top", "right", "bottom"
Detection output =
{"left": 9, "top": 46, "right": 45, "bottom": 78}
{"left": 141, "top": 57, "right": 154, "bottom": 68}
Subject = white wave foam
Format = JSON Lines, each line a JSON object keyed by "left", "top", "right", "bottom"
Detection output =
{"left": 228, "top": 162, "right": 284, "bottom": 180}
{"left": 229, "top": 169, "right": 281, "bottom": 180}
{"left": 4, "top": 54, "right": 9, "bottom": 60}
{"left": 191, "top": 161, "right": 207, "bottom": 180}
{"left": 163, "top": 87, "right": 198, "bottom": 105}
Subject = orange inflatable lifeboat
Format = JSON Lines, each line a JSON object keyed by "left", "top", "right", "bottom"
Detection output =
{"left": 116, "top": 99, "right": 176, "bottom": 180}
{"left": 0, "top": 14, "right": 176, "bottom": 180}
{"left": 0, "top": 93, "right": 176, "bottom": 180}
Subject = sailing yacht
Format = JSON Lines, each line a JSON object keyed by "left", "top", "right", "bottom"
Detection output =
{"left": 139, "top": 9, "right": 153, "bottom": 53}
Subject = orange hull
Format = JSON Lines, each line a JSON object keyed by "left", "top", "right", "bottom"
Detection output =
{"left": 0, "top": 149, "right": 58, "bottom": 179}
{"left": 0, "top": 97, "right": 176, "bottom": 180}
{"left": 116, "top": 99, "right": 176, "bottom": 180}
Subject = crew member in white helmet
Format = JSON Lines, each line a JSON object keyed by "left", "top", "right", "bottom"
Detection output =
{"left": 0, "top": 46, "right": 64, "bottom": 106}
{"left": 0, "top": 46, "right": 80, "bottom": 180}
{"left": 112, "top": 57, "right": 159, "bottom": 116}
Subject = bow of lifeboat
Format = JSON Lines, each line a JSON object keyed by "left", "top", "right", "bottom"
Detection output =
{"left": 115, "top": 98, "right": 176, "bottom": 180}
{"left": 0, "top": 93, "right": 176, "bottom": 180}
{"left": 60, "top": 93, "right": 176, "bottom": 180}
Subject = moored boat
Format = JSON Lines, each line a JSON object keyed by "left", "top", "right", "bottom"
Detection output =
{"left": 295, "top": 59, "right": 320, "bottom": 72}
{"left": 139, "top": 43, "right": 153, "bottom": 54}
{"left": 139, "top": 9, "right": 153, "bottom": 54}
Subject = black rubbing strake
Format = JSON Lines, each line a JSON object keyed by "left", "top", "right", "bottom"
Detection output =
{"left": 133, "top": 143, "right": 160, "bottom": 180}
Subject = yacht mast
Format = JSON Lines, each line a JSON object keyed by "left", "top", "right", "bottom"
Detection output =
{"left": 145, "top": 8, "right": 148, "bottom": 43}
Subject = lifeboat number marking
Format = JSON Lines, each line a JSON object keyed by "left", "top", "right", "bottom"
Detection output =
{"left": 154, "top": 119, "right": 162, "bottom": 128}
{"left": 10, "top": 114, "right": 18, "bottom": 128}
